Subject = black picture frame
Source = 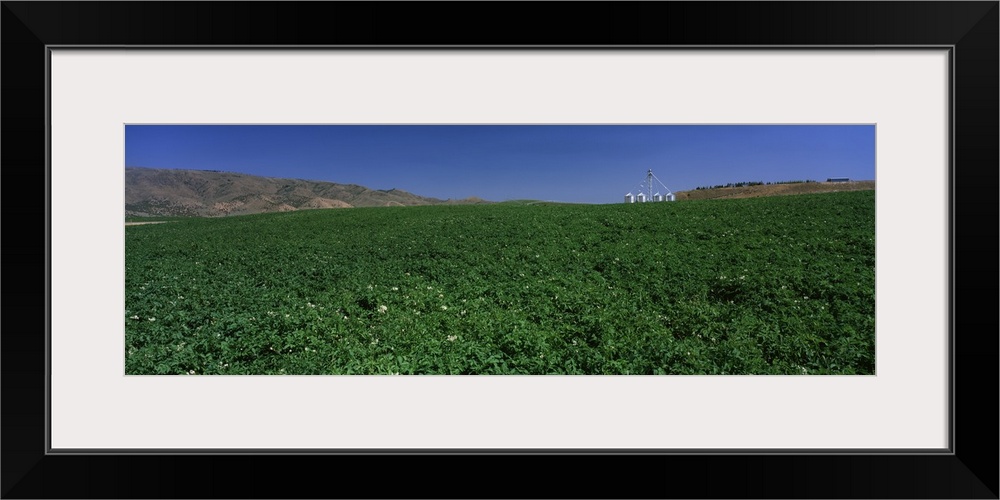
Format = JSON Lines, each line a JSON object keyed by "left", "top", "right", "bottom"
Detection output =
{"left": 3, "top": 2, "right": 997, "bottom": 498}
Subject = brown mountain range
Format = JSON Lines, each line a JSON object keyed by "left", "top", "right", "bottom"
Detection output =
{"left": 125, "top": 167, "right": 490, "bottom": 217}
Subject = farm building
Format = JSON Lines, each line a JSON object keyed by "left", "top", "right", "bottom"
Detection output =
{"left": 827, "top": 177, "right": 850, "bottom": 183}
{"left": 625, "top": 169, "right": 675, "bottom": 203}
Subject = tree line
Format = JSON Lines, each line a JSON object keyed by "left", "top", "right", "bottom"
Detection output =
{"left": 694, "top": 180, "right": 817, "bottom": 190}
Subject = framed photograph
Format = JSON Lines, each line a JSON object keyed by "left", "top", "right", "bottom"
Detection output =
{"left": 4, "top": 2, "right": 996, "bottom": 498}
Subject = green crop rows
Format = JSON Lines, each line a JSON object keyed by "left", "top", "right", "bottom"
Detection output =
{"left": 125, "top": 190, "right": 875, "bottom": 375}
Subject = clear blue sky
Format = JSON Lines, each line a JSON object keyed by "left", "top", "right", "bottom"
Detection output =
{"left": 125, "top": 125, "right": 875, "bottom": 204}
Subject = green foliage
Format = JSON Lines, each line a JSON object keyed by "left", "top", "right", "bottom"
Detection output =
{"left": 125, "top": 191, "right": 876, "bottom": 375}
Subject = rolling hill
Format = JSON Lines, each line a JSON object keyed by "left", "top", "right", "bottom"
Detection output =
{"left": 124, "top": 167, "right": 491, "bottom": 217}
{"left": 674, "top": 180, "right": 875, "bottom": 201}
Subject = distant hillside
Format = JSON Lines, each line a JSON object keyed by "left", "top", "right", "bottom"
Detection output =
{"left": 675, "top": 180, "right": 875, "bottom": 201}
{"left": 125, "top": 167, "right": 492, "bottom": 217}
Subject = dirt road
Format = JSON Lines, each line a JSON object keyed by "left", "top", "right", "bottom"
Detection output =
{"left": 125, "top": 221, "right": 171, "bottom": 226}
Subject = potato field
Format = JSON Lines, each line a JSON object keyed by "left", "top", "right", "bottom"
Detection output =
{"left": 125, "top": 190, "right": 876, "bottom": 375}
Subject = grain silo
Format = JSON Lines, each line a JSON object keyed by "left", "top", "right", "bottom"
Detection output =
{"left": 625, "top": 169, "right": 676, "bottom": 203}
